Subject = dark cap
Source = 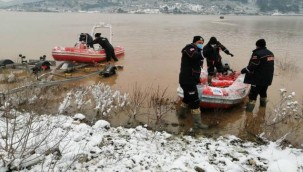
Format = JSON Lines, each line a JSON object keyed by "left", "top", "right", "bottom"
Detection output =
{"left": 209, "top": 37, "right": 218, "bottom": 44}
{"left": 256, "top": 39, "right": 266, "bottom": 47}
{"left": 95, "top": 33, "right": 101, "bottom": 37}
{"left": 193, "top": 36, "right": 204, "bottom": 43}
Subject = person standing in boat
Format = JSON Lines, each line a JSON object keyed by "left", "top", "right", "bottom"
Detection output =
{"left": 241, "top": 39, "right": 274, "bottom": 112}
{"left": 178, "top": 35, "right": 208, "bottom": 130}
{"left": 202, "top": 37, "right": 234, "bottom": 85}
{"left": 87, "top": 33, "right": 118, "bottom": 62}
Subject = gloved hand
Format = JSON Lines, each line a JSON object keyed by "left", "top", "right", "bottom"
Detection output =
{"left": 225, "top": 50, "right": 233, "bottom": 57}
{"left": 241, "top": 68, "right": 248, "bottom": 74}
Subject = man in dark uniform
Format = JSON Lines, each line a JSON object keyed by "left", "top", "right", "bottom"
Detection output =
{"left": 178, "top": 35, "right": 208, "bottom": 130}
{"left": 203, "top": 37, "right": 234, "bottom": 85}
{"left": 241, "top": 39, "right": 274, "bottom": 112}
{"left": 87, "top": 33, "right": 118, "bottom": 62}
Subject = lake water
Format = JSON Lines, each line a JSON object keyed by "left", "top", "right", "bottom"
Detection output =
{"left": 1, "top": 11, "right": 303, "bottom": 146}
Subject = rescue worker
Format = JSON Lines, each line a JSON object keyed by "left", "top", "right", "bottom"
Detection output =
{"left": 178, "top": 35, "right": 208, "bottom": 130}
{"left": 241, "top": 39, "right": 274, "bottom": 112}
{"left": 203, "top": 37, "right": 234, "bottom": 85}
{"left": 87, "top": 33, "right": 118, "bottom": 62}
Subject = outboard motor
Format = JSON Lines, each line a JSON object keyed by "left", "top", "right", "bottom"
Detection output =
{"left": 79, "top": 33, "right": 85, "bottom": 42}
{"left": 222, "top": 60, "right": 233, "bottom": 74}
{"left": 79, "top": 33, "right": 93, "bottom": 48}
{"left": 99, "top": 65, "right": 117, "bottom": 77}
{"left": 223, "top": 62, "right": 230, "bottom": 72}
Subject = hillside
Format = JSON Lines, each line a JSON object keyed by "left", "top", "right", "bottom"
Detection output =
{"left": 0, "top": 0, "right": 302, "bottom": 15}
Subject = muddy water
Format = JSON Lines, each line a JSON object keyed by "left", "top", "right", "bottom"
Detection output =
{"left": 1, "top": 11, "right": 303, "bottom": 146}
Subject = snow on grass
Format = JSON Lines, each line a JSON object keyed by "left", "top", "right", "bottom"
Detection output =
{"left": 1, "top": 112, "right": 302, "bottom": 172}
{"left": 1, "top": 84, "right": 302, "bottom": 171}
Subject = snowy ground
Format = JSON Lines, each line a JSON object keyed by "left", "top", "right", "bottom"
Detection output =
{"left": 0, "top": 112, "right": 302, "bottom": 172}
{"left": 0, "top": 83, "right": 302, "bottom": 172}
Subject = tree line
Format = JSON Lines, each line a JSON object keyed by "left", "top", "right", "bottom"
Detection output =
{"left": 256, "top": 0, "right": 301, "bottom": 12}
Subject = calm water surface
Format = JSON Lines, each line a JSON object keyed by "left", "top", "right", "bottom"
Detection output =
{"left": 1, "top": 11, "right": 303, "bottom": 145}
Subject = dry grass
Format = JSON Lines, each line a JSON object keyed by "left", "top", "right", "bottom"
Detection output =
{"left": 275, "top": 56, "right": 299, "bottom": 74}
{"left": 262, "top": 89, "right": 303, "bottom": 146}
{"left": 148, "top": 86, "right": 175, "bottom": 125}
{"left": 122, "top": 83, "right": 149, "bottom": 120}
{"left": 0, "top": 101, "right": 70, "bottom": 171}
{"left": 122, "top": 84, "right": 175, "bottom": 129}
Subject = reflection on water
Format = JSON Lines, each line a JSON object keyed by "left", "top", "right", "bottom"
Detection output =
{"left": 1, "top": 12, "right": 303, "bottom": 146}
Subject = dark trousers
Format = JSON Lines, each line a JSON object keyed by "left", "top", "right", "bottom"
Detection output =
{"left": 206, "top": 59, "right": 224, "bottom": 76}
{"left": 180, "top": 84, "right": 200, "bottom": 109}
{"left": 105, "top": 48, "right": 118, "bottom": 62}
{"left": 248, "top": 85, "right": 269, "bottom": 101}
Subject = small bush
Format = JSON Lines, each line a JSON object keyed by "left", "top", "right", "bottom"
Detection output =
{"left": 262, "top": 89, "right": 303, "bottom": 145}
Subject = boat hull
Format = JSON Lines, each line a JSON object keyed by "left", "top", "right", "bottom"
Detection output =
{"left": 177, "top": 72, "right": 250, "bottom": 109}
{"left": 52, "top": 46, "right": 125, "bottom": 63}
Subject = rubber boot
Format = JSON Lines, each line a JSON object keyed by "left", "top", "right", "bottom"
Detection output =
{"left": 191, "top": 108, "right": 208, "bottom": 129}
{"left": 207, "top": 76, "right": 212, "bottom": 86}
{"left": 176, "top": 102, "right": 188, "bottom": 119}
{"left": 246, "top": 100, "right": 256, "bottom": 112}
{"left": 260, "top": 97, "right": 267, "bottom": 107}
{"left": 113, "top": 56, "right": 118, "bottom": 62}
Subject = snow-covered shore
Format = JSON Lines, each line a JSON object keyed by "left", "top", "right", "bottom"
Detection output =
{"left": 0, "top": 112, "right": 302, "bottom": 172}
{"left": 0, "top": 82, "right": 302, "bottom": 171}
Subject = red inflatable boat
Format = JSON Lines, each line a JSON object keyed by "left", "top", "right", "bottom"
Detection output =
{"left": 52, "top": 43, "right": 125, "bottom": 63}
{"left": 52, "top": 22, "right": 125, "bottom": 63}
{"left": 177, "top": 69, "right": 250, "bottom": 109}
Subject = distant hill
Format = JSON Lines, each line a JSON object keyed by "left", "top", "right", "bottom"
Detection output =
{"left": 0, "top": 0, "right": 302, "bottom": 15}
{"left": 0, "top": 0, "right": 42, "bottom": 8}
